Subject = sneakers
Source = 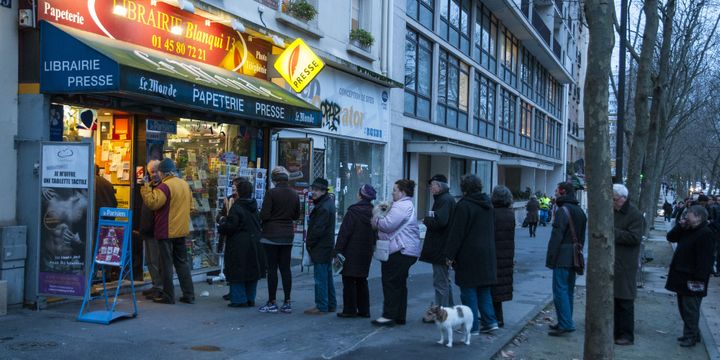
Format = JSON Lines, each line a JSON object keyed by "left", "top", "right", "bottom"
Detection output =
{"left": 480, "top": 324, "right": 499, "bottom": 333}
{"left": 280, "top": 301, "right": 292, "bottom": 314}
{"left": 259, "top": 302, "right": 279, "bottom": 313}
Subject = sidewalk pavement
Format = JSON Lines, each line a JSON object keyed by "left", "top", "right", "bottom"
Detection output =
{"left": 0, "top": 224, "right": 555, "bottom": 359}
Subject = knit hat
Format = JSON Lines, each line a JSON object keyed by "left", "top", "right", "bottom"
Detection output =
{"left": 428, "top": 174, "right": 448, "bottom": 185}
{"left": 359, "top": 184, "right": 377, "bottom": 200}
{"left": 158, "top": 158, "right": 176, "bottom": 173}
{"left": 271, "top": 166, "right": 290, "bottom": 182}
{"left": 310, "top": 177, "right": 329, "bottom": 190}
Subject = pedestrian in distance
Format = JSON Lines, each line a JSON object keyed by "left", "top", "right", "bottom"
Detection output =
{"left": 663, "top": 201, "right": 674, "bottom": 223}
{"left": 612, "top": 184, "right": 645, "bottom": 345}
{"left": 445, "top": 174, "right": 499, "bottom": 335}
{"left": 334, "top": 184, "right": 377, "bottom": 318}
{"left": 139, "top": 158, "right": 195, "bottom": 305}
{"left": 420, "top": 174, "right": 456, "bottom": 318}
{"left": 304, "top": 178, "right": 337, "bottom": 315}
{"left": 666, "top": 205, "right": 715, "bottom": 347}
{"left": 491, "top": 185, "right": 516, "bottom": 328}
{"left": 525, "top": 195, "right": 540, "bottom": 237}
{"left": 545, "top": 182, "right": 586, "bottom": 336}
{"left": 371, "top": 179, "right": 421, "bottom": 327}
{"left": 218, "top": 178, "right": 265, "bottom": 308}
{"left": 258, "top": 166, "right": 301, "bottom": 314}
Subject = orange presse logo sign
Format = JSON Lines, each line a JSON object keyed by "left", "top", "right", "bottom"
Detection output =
{"left": 274, "top": 38, "right": 324, "bottom": 92}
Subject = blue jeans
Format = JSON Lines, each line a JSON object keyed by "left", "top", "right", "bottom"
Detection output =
{"left": 460, "top": 286, "right": 497, "bottom": 332}
{"left": 552, "top": 267, "right": 577, "bottom": 330}
{"left": 230, "top": 280, "right": 258, "bottom": 304}
{"left": 313, "top": 262, "right": 336, "bottom": 312}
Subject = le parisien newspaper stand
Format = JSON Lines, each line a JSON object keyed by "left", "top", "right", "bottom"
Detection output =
{"left": 77, "top": 207, "right": 137, "bottom": 324}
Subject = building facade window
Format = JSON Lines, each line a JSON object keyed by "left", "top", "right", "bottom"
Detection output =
{"left": 407, "top": 0, "right": 434, "bottom": 30}
{"left": 535, "top": 65, "right": 547, "bottom": 109}
{"left": 404, "top": 29, "right": 433, "bottom": 120}
{"left": 534, "top": 111, "right": 546, "bottom": 154}
{"left": 547, "top": 78, "right": 558, "bottom": 117}
{"left": 351, "top": 0, "right": 365, "bottom": 30}
{"left": 499, "top": 27, "right": 519, "bottom": 87}
{"left": 439, "top": 0, "right": 471, "bottom": 55}
{"left": 437, "top": 50, "right": 469, "bottom": 131}
{"left": 499, "top": 88, "right": 517, "bottom": 145}
{"left": 546, "top": 119, "right": 555, "bottom": 157}
{"left": 519, "top": 101, "right": 532, "bottom": 150}
{"left": 474, "top": 4, "right": 497, "bottom": 73}
{"left": 520, "top": 48, "right": 534, "bottom": 99}
{"left": 473, "top": 72, "right": 496, "bottom": 139}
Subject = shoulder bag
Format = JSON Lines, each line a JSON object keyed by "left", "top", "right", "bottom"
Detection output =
{"left": 562, "top": 206, "right": 585, "bottom": 275}
{"left": 373, "top": 208, "right": 415, "bottom": 262}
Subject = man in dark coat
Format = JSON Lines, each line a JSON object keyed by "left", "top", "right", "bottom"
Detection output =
{"left": 666, "top": 205, "right": 715, "bottom": 347}
{"left": 445, "top": 174, "right": 498, "bottom": 334}
{"left": 491, "top": 185, "right": 516, "bottom": 328}
{"left": 218, "top": 179, "right": 264, "bottom": 307}
{"left": 420, "top": 174, "right": 456, "bottom": 314}
{"left": 525, "top": 195, "right": 540, "bottom": 237}
{"left": 612, "top": 184, "right": 645, "bottom": 345}
{"left": 545, "top": 182, "right": 587, "bottom": 336}
{"left": 334, "top": 184, "right": 376, "bottom": 318}
{"left": 304, "top": 178, "right": 337, "bottom": 314}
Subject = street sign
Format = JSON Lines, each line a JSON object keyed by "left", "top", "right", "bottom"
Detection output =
{"left": 274, "top": 38, "right": 325, "bottom": 92}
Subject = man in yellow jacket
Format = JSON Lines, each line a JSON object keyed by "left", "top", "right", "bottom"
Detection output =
{"left": 140, "top": 158, "right": 195, "bottom": 304}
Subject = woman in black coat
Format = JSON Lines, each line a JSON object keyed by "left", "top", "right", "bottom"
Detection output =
{"left": 491, "top": 185, "right": 515, "bottom": 328}
{"left": 666, "top": 205, "right": 715, "bottom": 347}
{"left": 218, "top": 178, "right": 265, "bottom": 308}
{"left": 334, "top": 185, "right": 377, "bottom": 318}
{"left": 525, "top": 196, "right": 540, "bottom": 237}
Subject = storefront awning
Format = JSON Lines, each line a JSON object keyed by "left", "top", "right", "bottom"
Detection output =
{"left": 39, "top": 21, "right": 321, "bottom": 128}
{"left": 406, "top": 141, "right": 501, "bottom": 162}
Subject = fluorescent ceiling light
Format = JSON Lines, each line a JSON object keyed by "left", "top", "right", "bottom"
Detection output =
{"left": 113, "top": 5, "right": 128, "bottom": 16}
{"left": 231, "top": 19, "right": 245, "bottom": 33}
{"left": 170, "top": 25, "right": 184, "bottom": 35}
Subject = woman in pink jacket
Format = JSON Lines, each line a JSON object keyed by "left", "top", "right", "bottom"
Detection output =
{"left": 371, "top": 179, "right": 421, "bottom": 326}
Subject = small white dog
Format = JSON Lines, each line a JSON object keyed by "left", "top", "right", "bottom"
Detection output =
{"left": 424, "top": 304, "right": 473, "bottom": 347}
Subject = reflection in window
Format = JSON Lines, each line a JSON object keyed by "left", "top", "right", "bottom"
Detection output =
{"left": 474, "top": 4, "right": 497, "bottom": 73}
{"left": 534, "top": 111, "right": 545, "bottom": 154}
{"left": 405, "top": 29, "right": 433, "bottom": 120}
{"left": 499, "top": 27, "right": 518, "bottom": 87}
{"left": 439, "top": 0, "right": 471, "bottom": 55}
{"left": 407, "top": 0, "right": 434, "bottom": 30}
{"left": 473, "top": 72, "right": 496, "bottom": 139}
{"left": 437, "top": 50, "right": 469, "bottom": 131}
{"left": 520, "top": 101, "right": 532, "bottom": 150}
{"left": 520, "top": 48, "right": 534, "bottom": 99}
{"left": 499, "top": 88, "right": 516, "bottom": 145}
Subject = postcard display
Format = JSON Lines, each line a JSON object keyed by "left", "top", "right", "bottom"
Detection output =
{"left": 166, "top": 132, "right": 266, "bottom": 271}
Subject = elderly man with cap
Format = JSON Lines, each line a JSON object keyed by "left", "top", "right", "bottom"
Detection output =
{"left": 420, "top": 174, "right": 456, "bottom": 321}
{"left": 334, "top": 184, "right": 377, "bottom": 318}
{"left": 140, "top": 158, "right": 195, "bottom": 304}
{"left": 304, "top": 178, "right": 337, "bottom": 315}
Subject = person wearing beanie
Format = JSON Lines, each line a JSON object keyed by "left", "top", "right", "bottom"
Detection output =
{"left": 334, "top": 184, "right": 377, "bottom": 318}
{"left": 140, "top": 158, "right": 195, "bottom": 304}
{"left": 304, "top": 178, "right": 337, "bottom": 315}
{"left": 257, "top": 166, "right": 301, "bottom": 314}
{"left": 420, "top": 174, "right": 457, "bottom": 321}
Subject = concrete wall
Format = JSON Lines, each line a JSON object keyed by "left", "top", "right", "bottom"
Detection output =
{"left": 0, "top": 3, "right": 19, "bottom": 225}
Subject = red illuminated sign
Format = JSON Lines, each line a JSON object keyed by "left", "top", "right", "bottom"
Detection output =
{"left": 38, "top": 0, "right": 271, "bottom": 79}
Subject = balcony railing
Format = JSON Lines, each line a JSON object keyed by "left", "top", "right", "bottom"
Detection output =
{"left": 532, "top": 11, "right": 551, "bottom": 45}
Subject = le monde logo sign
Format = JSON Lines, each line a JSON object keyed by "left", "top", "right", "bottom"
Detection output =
{"left": 274, "top": 38, "right": 324, "bottom": 93}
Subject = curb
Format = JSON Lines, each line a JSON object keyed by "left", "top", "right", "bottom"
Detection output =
{"left": 701, "top": 310, "right": 720, "bottom": 360}
{"left": 483, "top": 294, "right": 554, "bottom": 359}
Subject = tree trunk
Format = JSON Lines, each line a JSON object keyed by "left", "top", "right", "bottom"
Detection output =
{"left": 639, "top": 0, "right": 676, "bottom": 235}
{"left": 582, "top": 1, "right": 616, "bottom": 359}
{"left": 626, "top": 0, "right": 659, "bottom": 206}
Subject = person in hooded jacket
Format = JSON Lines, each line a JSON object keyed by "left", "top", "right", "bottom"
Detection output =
{"left": 666, "top": 205, "right": 715, "bottom": 347}
{"left": 218, "top": 178, "right": 265, "bottom": 307}
{"left": 491, "top": 185, "right": 516, "bottom": 328}
{"left": 420, "top": 174, "right": 456, "bottom": 314}
{"left": 334, "top": 184, "right": 377, "bottom": 318}
{"left": 545, "top": 182, "right": 587, "bottom": 336}
{"left": 445, "top": 174, "right": 498, "bottom": 334}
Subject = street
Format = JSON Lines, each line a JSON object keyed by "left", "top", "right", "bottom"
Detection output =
{"left": 0, "top": 224, "right": 553, "bottom": 360}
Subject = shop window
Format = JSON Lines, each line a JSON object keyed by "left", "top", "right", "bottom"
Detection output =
{"left": 439, "top": 0, "right": 471, "bottom": 55}
{"left": 405, "top": 29, "right": 433, "bottom": 120}
{"left": 474, "top": 4, "right": 497, "bottom": 73}
{"left": 473, "top": 71, "right": 496, "bottom": 139}
{"left": 407, "top": 0, "right": 434, "bottom": 30}
{"left": 471, "top": 159, "right": 493, "bottom": 192}
{"left": 324, "top": 138, "right": 385, "bottom": 228}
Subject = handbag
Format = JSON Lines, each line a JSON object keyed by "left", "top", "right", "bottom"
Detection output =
{"left": 373, "top": 207, "right": 415, "bottom": 262}
{"left": 562, "top": 206, "right": 585, "bottom": 275}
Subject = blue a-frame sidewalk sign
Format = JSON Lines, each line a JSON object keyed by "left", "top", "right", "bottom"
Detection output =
{"left": 77, "top": 207, "right": 138, "bottom": 324}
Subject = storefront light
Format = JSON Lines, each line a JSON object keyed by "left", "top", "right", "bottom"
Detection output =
{"left": 271, "top": 35, "right": 285, "bottom": 47}
{"left": 112, "top": 5, "right": 128, "bottom": 17}
{"left": 170, "top": 25, "right": 184, "bottom": 35}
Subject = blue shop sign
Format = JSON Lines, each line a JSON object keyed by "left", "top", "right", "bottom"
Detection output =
{"left": 146, "top": 119, "right": 177, "bottom": 134}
